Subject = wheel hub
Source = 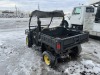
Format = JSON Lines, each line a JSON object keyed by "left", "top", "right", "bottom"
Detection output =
{"left": 44, "top": 55, "right": 50, "bottom": 65}
{"left": 26, "top": 37, "right": 28, "bottom": 45}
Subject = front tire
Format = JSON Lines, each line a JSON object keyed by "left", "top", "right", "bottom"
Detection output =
{"left": 26, "top": 35, "right": 33, "bottom": 47}
{"left": 43, "top": 51, "right": 57, "bottom": 67}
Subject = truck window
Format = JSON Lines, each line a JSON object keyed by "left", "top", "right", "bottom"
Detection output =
{"left": 72, "top": 7, "right": 81, "bottom": 15}
{"left": 86, "top": 7, "right": 94, "bottom": 13}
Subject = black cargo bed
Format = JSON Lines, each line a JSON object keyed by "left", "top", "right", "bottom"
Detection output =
{"left": 41, "top": 27, "right": 89, "bottom": 52}
{"left": 42, "top": 27, "right": 81, "bottom": 38}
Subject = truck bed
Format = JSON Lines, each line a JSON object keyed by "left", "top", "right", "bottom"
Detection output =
{"left": 42, "top": 27, "right": 81, "bottom": 38}
{"left": 41, "top": 27, "right": 89, "bottom": 53}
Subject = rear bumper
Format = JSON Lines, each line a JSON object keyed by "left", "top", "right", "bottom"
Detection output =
{"left": 57, "top": 45, "right": 82, "bottom": 58}
{"left": 89, "top": 31, "right": 100, "bottom": 37}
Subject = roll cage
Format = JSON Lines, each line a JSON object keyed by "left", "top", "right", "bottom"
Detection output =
{"left": 29, "top": 10, "right": 65, "bottom": 31}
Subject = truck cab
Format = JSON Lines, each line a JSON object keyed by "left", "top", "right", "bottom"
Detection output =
{"left": 70, "top": 6, "right": 95, "bottom": 31}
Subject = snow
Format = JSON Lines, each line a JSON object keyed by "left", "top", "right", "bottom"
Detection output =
{"left": 93, "top": 23, "right": 100, "bottom": 32}
{"left": 64, "top": 60, "right": 100, "bottom": 75}
{"left": 82, "top": 39, "right": 100, "bottom": 62}
{"left": 0, "top": 31, "right": 42, "bottom": 75}
{"left": 0, "top": 40, "right": 3, "bottom": 45}
{"left": 0, "top": 18, "right": 100, "bottom": 75}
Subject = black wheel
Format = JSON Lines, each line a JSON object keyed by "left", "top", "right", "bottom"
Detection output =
{"left": 43, "top": 51, "right": 57, "bottom": 67}
{"left": 64, "top": 20, "right": 69, "bottom": 28}
{"left": 61, "top": 20, "right": 69, "bottom": 28}
{"left": 69, "top": 45, "right": 82, "bottom": 58}
{"left": 34, "top": 35, "right": 39, "bottom": 46}
{"left": 26, "top": 35, "right": 33, "bottom": 47}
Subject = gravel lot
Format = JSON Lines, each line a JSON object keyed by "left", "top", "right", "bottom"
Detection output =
{"left": 0, "top": 18, "right": 100, "bottom": 75}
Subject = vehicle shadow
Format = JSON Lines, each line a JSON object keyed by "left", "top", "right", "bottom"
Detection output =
{"left": 53, "top": 56, "right": 82, "bottom": 73}
{"left": 89, "top": 35, "right": 100, "bottom": 40}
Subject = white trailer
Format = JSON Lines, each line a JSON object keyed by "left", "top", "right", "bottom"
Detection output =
{"left": 66, "top": 0, "right": 100, "bottom": 37}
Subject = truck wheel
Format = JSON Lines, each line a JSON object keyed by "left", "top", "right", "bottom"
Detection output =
{"left": 64, "top": 20, "right": 69, "bottom": 28}
{"left": 69, "top": 45, "right": 82, "bottom": 58}
{"left": 43, "top": 51, "right": 57, "bottom": 67}
{"left": 61, "top": 20, "right": 69, "bottom": 28}
{"left": 26, "top": 36, "right": 33, "bottom": 47}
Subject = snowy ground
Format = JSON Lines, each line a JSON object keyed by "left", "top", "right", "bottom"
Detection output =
{"left": 0, "top": 18, "right": 100, "bottom": 75}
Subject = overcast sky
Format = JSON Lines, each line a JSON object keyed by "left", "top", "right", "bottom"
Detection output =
{"left": 0, "top": 0, "right": 88, "bottom": 12}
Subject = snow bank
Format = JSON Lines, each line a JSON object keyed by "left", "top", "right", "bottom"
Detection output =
{"left": 93, "top": 23, "right": 100, "bottom": 32}
{"left": 64, "top": 60, "right": 100, "bottom": 75}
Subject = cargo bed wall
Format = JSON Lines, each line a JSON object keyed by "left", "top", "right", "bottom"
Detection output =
{"left": 62, "top": 33, "right": 89, "bottom": 50}
{"left": 41, "top": 30, "right": 89, "bottom": 52}
{"left": 41, "top": 33, "right": 57, "bottom": 50}
{"left": 42, "top": 27, "right": 81, "bottom": 38}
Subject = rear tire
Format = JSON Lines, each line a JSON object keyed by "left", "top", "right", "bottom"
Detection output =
{"left": 43, "top": 51, "right": 57, "bottom": 67}
{"left": 69, "top": 45, "right": 82, "bottom": 58}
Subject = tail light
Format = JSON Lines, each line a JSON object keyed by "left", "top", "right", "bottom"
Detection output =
{"left": 56, "top": 43, "right": 61, "bottom": 50}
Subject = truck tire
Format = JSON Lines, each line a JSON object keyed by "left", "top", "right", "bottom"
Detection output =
{"left": 61, "top": 20, "right": 69, "bottom": 28}
{"left": 26, "top": 35, "right": 33, "bottom": 47}
{"left": 43, "top": 51, "right": 57, "bottom": 67}
{"left": 64, "top": 20, "right": 69, "bottom": 28}
{"left": 69, "top": 45, "right": 82, "bottom": 58}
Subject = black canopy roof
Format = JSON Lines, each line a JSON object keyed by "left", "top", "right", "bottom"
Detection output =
{"left": 30, "top": 10, "right": 64, "bottom": 18}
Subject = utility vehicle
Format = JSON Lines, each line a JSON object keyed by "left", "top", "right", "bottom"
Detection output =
{"left": 25, "top": 10, "right": 89, "bottom": 67}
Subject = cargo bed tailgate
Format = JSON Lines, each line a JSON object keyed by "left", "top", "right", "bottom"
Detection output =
{"left": 62, "top": 32, "right": 89, "bottom": 50}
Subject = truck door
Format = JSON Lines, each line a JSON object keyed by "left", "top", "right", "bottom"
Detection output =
{"left": 95, "top": 6, "right": 100, "bottom": 23}
{"left": 70, "top": 7, "right": 83, "bottom": 25}
{"left": 83, "top": 6, "right": 95, "bottom": 31}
